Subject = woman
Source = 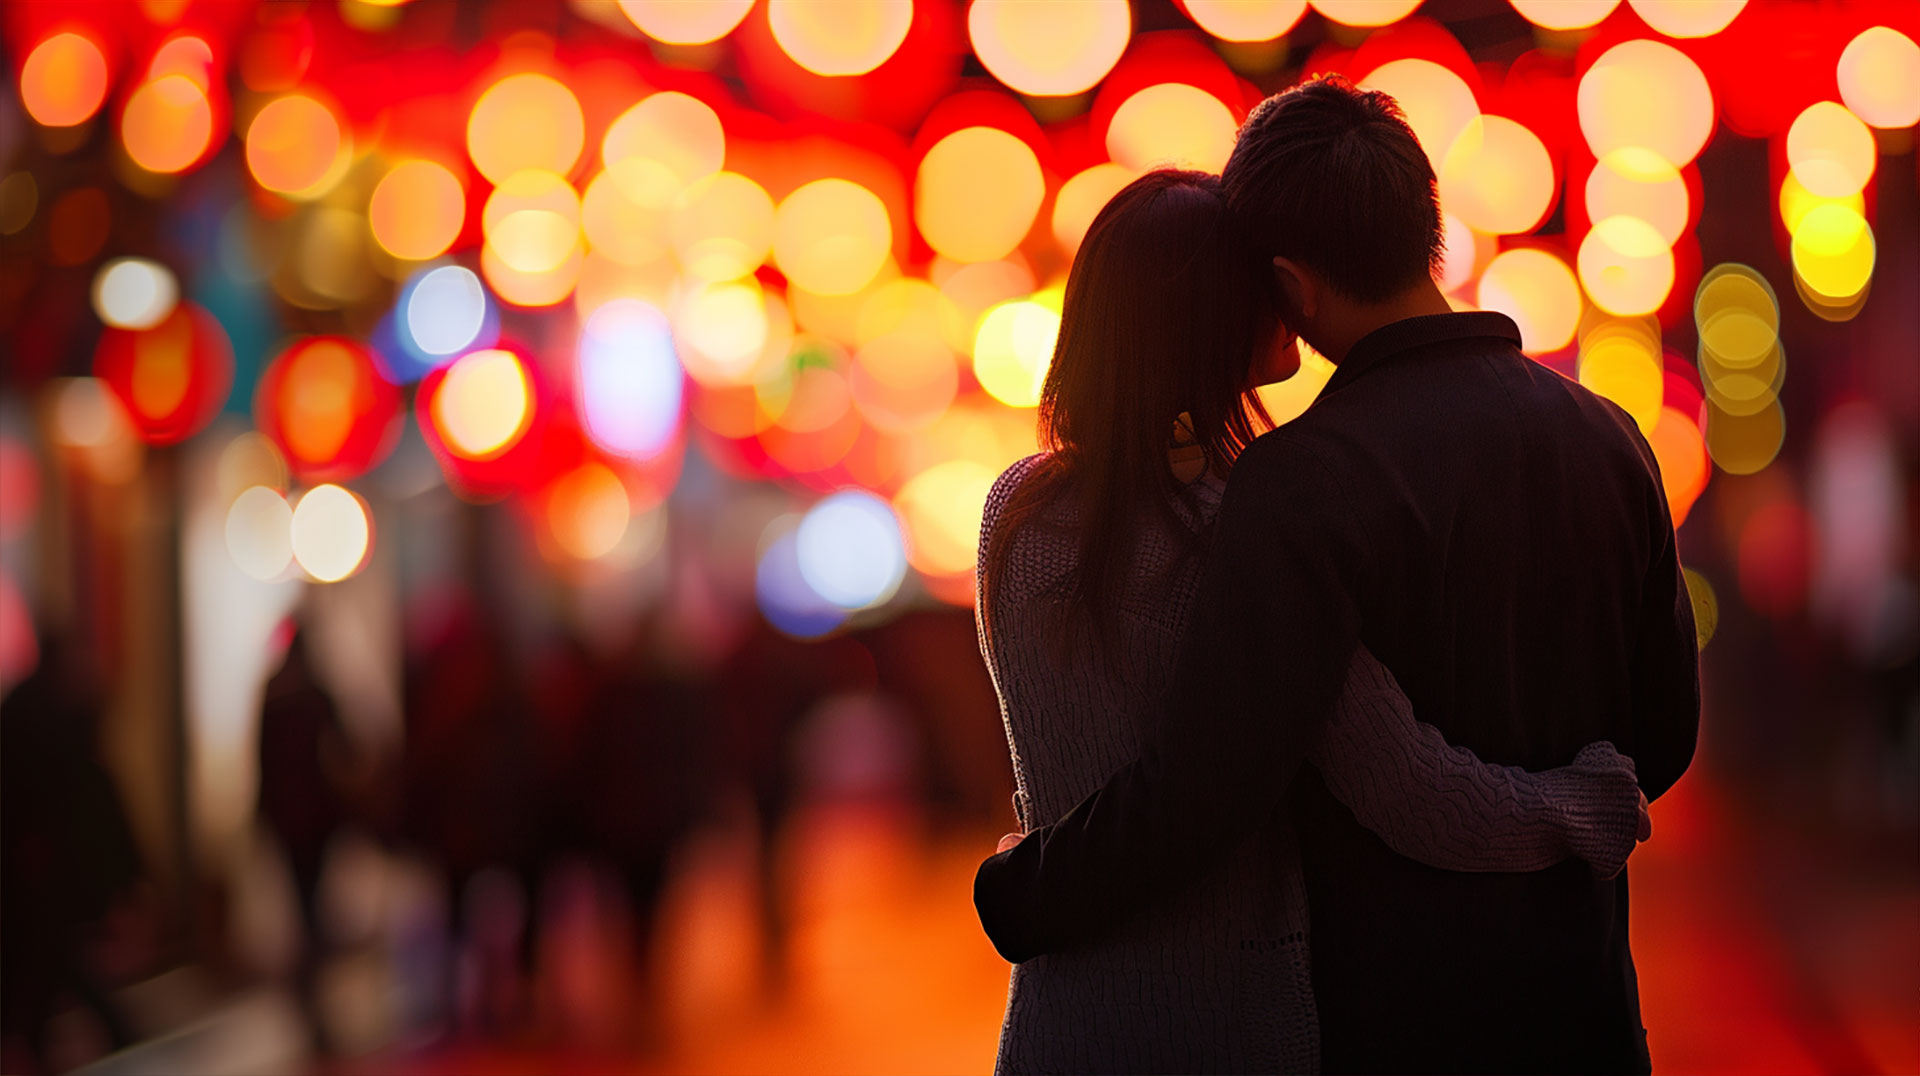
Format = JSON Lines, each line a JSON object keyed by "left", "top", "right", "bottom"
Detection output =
{"left": 976, "top": 171, "right": 1645, "bottom": 1075}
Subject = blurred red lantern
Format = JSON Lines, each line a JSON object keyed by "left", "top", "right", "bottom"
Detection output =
{"left": 255, "top": 336, "right": 401, "bottom": 482}
{"left": 92, "top": 301, "right": 232, "bottom": 445}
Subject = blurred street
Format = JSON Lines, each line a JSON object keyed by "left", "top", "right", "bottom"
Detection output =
{"left": 72, "top": 777, "right": 1919, "bottom": 1076}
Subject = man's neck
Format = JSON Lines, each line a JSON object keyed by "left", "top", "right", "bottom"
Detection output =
{"left": 1313, "top": 282, "right": 1455, "bottom": 365}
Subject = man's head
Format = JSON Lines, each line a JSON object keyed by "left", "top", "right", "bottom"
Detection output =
{"left": 1221, "top": 75, "right": 1446, "bottom": 356}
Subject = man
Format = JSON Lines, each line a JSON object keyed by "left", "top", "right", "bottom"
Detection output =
{"left": 974, "top": 76, "right": 1699, "bottom": 1074}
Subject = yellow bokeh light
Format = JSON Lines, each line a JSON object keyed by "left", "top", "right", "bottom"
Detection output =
{"left": 290, "top": 484, "right": 372, "bottom": 583}
{"left": 1838, "top": 26, "right": 1920, "bottom": 130}
{"left": 1578, "top": 39, "right": 1714, "bottom": 168}
{"left": 973, "top": 299, "right": 1061, "bottom": 408}
{"left": 1509, "top": 0, "right": 1619, "bottom": 30}
{"left": 1625, "top": 0, "right": 1746, "bottom": 38}
{"left": 789, "top": 260, "right": 900, "bottom": 347}
{"left": 852, "top": 329, "right": 958, "bottom": 434}
{"left": 431, "top": 349, "right": 533, "bottom": 460}
{"left": 894, "top": 458, "right": 998, "bottom": 577}
{"left": 1053, "top": 163, "right": 1136, "bottom": 256}
{"left": 369, "top": 160, "right": 465, "bottom": 262}
{"left": 670, "top": 171, "right": 775, "bottom": 281}
{"left": 122, "top": 75, "right": 214, "bottom": 174}
{"left": 482, "top": 242, "right": 581, "bottom": 308}
{"left": 1585, "top": 148, "right": 1689, "bottom": 247}
{"left": 1360, "top": 59, "right": 1480, "bottom": 171}
{"left": 768, "top": 0, "right": 911, "bottom": 77}
{"left": 603, "top": 92, "right": 724, "bottom": 196}
{"left": 916, "top": 127, "right": 1045, "bottom": 264}
{"left": 615, "top": 0, "right": 753, "bottom": 45}
{"left": 968, "top": 0, "right": 1129, "bottom": 97}
{"left": 773, "top": 178, "right": 892, "bottom": 296}
{"left": 547, "top": 462, "right": 630, "bottom": 561}
{"left": 1705, "top": 398, "right": 1784, "bottom": 475}
{"left": 1578, "top": 215, "right": 1675, "bottom": 316}
{"left": 246, "top": 94, "right": 349, "bottom": 198}
{"left": 21, "top": 32, "right": 109, "bottom": 127}
{"left": 857, "top": 278, "right": 963, "bottom": 348}
{"left": 1106, "top": 84, "right": 1239, "bottom": 173}
{"left": 484, "top": 170, "right": 581, "bottom": 274}
{"left": 225, "top": 485, "right": 294, "bottom": 582}
{"left": 1785, "top": 101, "right": 1876, "bottom": 199}
{"left": 1694, "top": 263, "right": 1779, "bottom": 368}
{"left": 1477, "top": 248, "right": 1581, "bottom": 354}
{"left": 1439, "top": 115, "right": 1554, "bottom": 235}
{"left": 1254, "top": 345, "right": 1336, "bottom": 427}
{"left": 1777, "top": 169, "right": 1864, "bottom": 236}
{"left": 582, "top": 165, "right": 673, "bottom": 267}
{"left": 1309, "top": 0, "right": 1422, "bottom": 27}
{"left": 1184, "top": 0, "right": 1308, "bottom": 42}
{"left": 1790, "top": 204, "right": 1875, "bottom": 301}
{"left": 467, "top": 72, "right": 585, "bottom": 185}
{"left": 1579, "top": 332, "right": 1664, "bottom": 434}
{"left": 1683, "top": 567, "right": 1717, "bottom": 646}
{"left": 676, "top": 279, "right": 773, "bottom": 385}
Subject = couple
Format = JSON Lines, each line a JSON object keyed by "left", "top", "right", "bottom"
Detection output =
{"left": 972, "top": 76, "right": 1699, "bottom": 1075}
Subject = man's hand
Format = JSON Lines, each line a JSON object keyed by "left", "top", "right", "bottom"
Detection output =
{"left": 997, "top": 831, "right": 1026, "bottom": 854}
{"left": 1636, "top": 790, "right": 1653, "bottom": 843}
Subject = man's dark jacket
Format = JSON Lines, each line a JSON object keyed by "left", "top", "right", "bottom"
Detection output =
{"left": 974, "top": 312, "right": 1700, "bottom": 1074}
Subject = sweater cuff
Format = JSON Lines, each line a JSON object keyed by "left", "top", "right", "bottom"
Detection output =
{"left": 1538, "top": 742, "right": 1642, "bottom": 879}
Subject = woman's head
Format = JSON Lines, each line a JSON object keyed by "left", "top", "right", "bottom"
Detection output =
{"left": 985, "top": 169, "right": 1280, "bottom": 648}
{"left": 1039, "top": 169, "right": 1279, "bottom": 474}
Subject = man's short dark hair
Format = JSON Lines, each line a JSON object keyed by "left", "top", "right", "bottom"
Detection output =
{"left": 1221, "top": 74, "right": 1444, "bottom": 303}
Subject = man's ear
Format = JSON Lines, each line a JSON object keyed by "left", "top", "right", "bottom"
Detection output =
{"left": 1272, "top": 257, "right": 1315, "bottom": 322}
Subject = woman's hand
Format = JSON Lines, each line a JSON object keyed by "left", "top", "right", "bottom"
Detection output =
{"left": 997, "top": 832, "right": 1027, "bottom": 854}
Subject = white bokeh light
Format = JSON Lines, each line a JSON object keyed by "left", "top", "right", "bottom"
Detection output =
{"left": 578, "top": 299, "right": 683, "bottom": 461}
{"left": 796, "top": 490, "right": 908, "bottom": 610}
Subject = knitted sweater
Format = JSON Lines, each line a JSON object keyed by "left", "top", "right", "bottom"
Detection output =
{"left": 977, "top": 452, "right": 1642, "bottom": 1075}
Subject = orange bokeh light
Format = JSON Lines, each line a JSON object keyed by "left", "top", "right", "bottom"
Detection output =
{"left": 1360, "top": 59, "right": 1479, "bottom": 171}
{"left": 1837, "top": 26, "right": 1920, "bottom": 130}
{"left": 1586, "top": 149, "right": 1689, "bottom": 247}
{"left": 430, "top": 348, "right": 535, "bottom": 461}
{"left": 245, "top": 93, "right": 349, "bottom": 198}
{"left": 369, "top": 160, "right": 466, "bottom": 261}
{"left": 1579, "top": 216, "right": 1677, "bottom": 317}
{"left": 21, "top": 32, "right": 110, "bottom": 127}
{"left": 1183, "top": 1, "right": 1307, "bottom": 42}
{"left": 1578, "top": 39, "right": 1714, "bottom": 167}
{"left": 915, "top": 127, "right": 1045, "bottom": 264}
{"left": 1785, "top": 101, "right": 1877, "bottom": 199}
{"left": 768, "top": 0, "right": 912, "bottom": 77}
{"left": 467, "top": 72, "right": 585, "bottom": 185}
{"left": 1509, "top": 0, "right": 1618, "bottom": 30}
{"left": 969, "top": 0, "right": 1130, "bottom": 97}
{"left": 1106, "top": 84, "right": 1238, "bottom": 173}
{"left": 1476, "top": 248, "right": 1580, "bottom": 355}
{"left": 122, "top": 75, "right": 215, "bottom": 175}
{"left": 774, "top": 178, "right": 893, "bottom": 296}
{"left": 1439, "top": 115, "right": 1554, "bottom": 235}
{"left": 616, "top": 0, "right": 753, "bottom": 45}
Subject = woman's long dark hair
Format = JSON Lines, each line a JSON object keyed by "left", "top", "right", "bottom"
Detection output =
{"left": 982, "top": 169, "right": 1274, "bottom": 652}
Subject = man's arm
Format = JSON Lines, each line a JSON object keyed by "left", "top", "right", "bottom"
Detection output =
{"left": 1628, "top": 476, "right": 1699, "bottom": 802}
{"left": 973, "top": 435, "right": 1368, "bottom": 963}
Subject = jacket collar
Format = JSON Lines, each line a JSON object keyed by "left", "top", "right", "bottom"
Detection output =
{"left": 1324, "top": 311, "right": 1524, "bottom": 394}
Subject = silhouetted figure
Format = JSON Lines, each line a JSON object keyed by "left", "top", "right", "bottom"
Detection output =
{"left": 256, "top": 627, "right": 351, "bottom": 1056}
{"left": 1, "top": 636, "right": 138, "bottom": 1072}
